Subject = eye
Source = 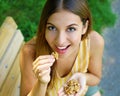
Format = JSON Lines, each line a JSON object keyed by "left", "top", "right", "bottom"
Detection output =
{"left": 67, "top": 27, "right": 76, "bottom": 32}
{"left": 47, "top": 26, "right": 56, "bottom": 31}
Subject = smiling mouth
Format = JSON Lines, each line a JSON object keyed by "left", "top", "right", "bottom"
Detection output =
{"left": 58, "top": 45, "right": 70, "bottom": 49}
{"left": 56, "top": 45, "right": 70, "bottom": 54}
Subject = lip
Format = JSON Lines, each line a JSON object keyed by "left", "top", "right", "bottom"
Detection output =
{"left": 55, "top": 45, "right": 70, "bottom": 54}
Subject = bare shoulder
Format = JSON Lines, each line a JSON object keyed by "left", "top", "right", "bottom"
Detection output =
{"left": 20, "top": 37, "right": 36, "bottom": 70}
{"left": 21, "top": 37, "right": 36, "bottom": 58}
{"left": 90, "top": 31, "right": 104, "bottom": 46}
{"left": 89, "top": 31, "right": 104, "bottom": 55}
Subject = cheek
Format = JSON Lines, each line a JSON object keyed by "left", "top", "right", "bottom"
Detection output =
{"left": 45, "top": 32, "right": 50, "bottom": 43}
{"left": 45, "top": 34, "right": 50, "bottom": 43}
{"left": 70, "top": 34, "right": 82, "bottom": 44}
{"left": 45, "top": 32, "right": 55, "bottom": 45}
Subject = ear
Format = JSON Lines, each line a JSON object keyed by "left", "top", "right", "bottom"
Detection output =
{"left": 82, "top": 20, "right": 89, "bottom": 35}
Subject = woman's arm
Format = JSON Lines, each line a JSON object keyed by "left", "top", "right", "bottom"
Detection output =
{"left": 20, "top": 43, "right": 36, "bottom": 96}
{"left": 85, "top": 31, "right": 104, "bottom": 86}
{"left": 20, "top": 40, "right": 51, "bottom": 96}
{"left": 27, "top": 80, "right": 48, "bottom": 96}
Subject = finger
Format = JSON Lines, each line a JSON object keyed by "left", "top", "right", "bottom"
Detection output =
{"left": 69, "top": 95, "right": 74, "bottom": 96}
{"left": 37, "top": 68, "right": 51, "bottom": 83}
{"left": 75, "top": 90, "right": 83, "bottom": 96}
{"left": 33, "top": 56, "right": 55, "bottom": 67}
{"left": 58, "top": 87, "right": 69, "bottom": 96}
{"left": 38, "top": 67, "right": 51, "bottom": 77}
{"left": 75, "top": 82, "right": 86, "bottom": 96}
{"left": 58, "top": 87, "right": 64, "bottom": 94}
{"left": 78, "top": 76, "right": 86, "bottom": 89}
{"left": 33, "top": 59, "right": 55, "bottom": 70}
{"left": 33, "top": 55, "right": 54, "bottom": 65}
{"left": 33, "top": 63, "right": 53, "bottom": 75}
{"left": 33, "top": 58, "right": 55, "bottom": 70}
{"left": 58, "top": 92, "right": 67, "bottom": 96}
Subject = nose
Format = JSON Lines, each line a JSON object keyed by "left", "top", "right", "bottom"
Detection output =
{"left": 55, "top": 31, "right": 67, "bottom": 45}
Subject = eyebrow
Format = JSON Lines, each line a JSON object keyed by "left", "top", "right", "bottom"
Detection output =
{"left": 46, "top": 22, "right": 79, "bottom": 27}
{"left": 46, "top": 23, "right": 55, "bottom": 26}
{"left": 67, "top": 24, "right": 79, "bottom": 27}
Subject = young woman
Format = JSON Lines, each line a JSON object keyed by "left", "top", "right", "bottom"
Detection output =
{"left": 20, "top": 0, "right": 104, "bottom": 96}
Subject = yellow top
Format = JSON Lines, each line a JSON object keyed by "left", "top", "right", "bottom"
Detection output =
{"left": 46, "top": 37, "right": 90, "bottom": 96}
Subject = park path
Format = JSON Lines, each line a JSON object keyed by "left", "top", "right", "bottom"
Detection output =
{"left": 99, "top": 0, "right": 120, "bottom": 95}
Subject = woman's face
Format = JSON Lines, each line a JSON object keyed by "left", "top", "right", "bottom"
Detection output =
{"left": 45, "top": 10, "right": 88, "bottom": 58}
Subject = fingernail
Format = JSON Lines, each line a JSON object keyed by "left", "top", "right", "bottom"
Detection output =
{"left": 50, "top": 58, "right": 55, "bottom": 62}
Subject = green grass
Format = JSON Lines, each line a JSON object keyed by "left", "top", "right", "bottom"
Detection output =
{"left": 0, "top": 0, "right": 116, "bottom": 41}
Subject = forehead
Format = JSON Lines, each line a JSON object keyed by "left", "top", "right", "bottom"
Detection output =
{"left": 47, "top": 10, "right": 82, "bottom": 25}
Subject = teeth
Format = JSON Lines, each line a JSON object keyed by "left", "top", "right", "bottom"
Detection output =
{"left": 58, "top": 46, "right": 67, "bottom": 50}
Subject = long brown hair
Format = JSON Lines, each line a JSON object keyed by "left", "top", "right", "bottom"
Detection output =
{"left": 36, "top": 0, "right": 92, "bottom": 57}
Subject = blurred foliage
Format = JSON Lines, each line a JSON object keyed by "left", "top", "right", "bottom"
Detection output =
{"left": 88, "top": 0, "right": 116, "bottom": 33}
{"left": 0, "top": 0, "right": 116, "bottom": 41}
{"left": 0, "top": 0, "right": 46, "bottom": 41}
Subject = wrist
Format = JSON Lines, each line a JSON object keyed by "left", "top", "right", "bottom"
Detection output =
{"left": 37, "top": 79, "right": 49, "bottom": 86}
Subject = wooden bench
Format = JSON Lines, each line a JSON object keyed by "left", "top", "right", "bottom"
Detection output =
{"left": 0, "top": 17, "right": 24, "bottom": 96}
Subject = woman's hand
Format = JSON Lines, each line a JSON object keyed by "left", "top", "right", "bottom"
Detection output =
{"left": 58, "top": 73, "right": 86, "bottom": 96}
{"left": 32, "top": 55, "right": 55, "bottom": 84}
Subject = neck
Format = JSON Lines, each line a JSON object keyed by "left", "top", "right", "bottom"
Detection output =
{"left": 55, "top": 47, "right": 79, "bottom": 77}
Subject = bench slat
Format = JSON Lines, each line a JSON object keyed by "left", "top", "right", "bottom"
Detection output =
{"left": 0, "top": 52, "right": 21, "bottom": 96}
{"left": 0, "top": 29, "right": 24, "bottom": 88}
{"left": 11, "top": 75, "right": 21, "bottom": 96}
{"left": 0, "top": 17, "right": 17, "bottom": 61}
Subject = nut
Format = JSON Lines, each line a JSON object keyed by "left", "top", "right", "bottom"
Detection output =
{"left": 64, "top": 79, "right": 81, "bottom": 95}
{"left": 52, "top": 52, "right": 58, "bottom": 60}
